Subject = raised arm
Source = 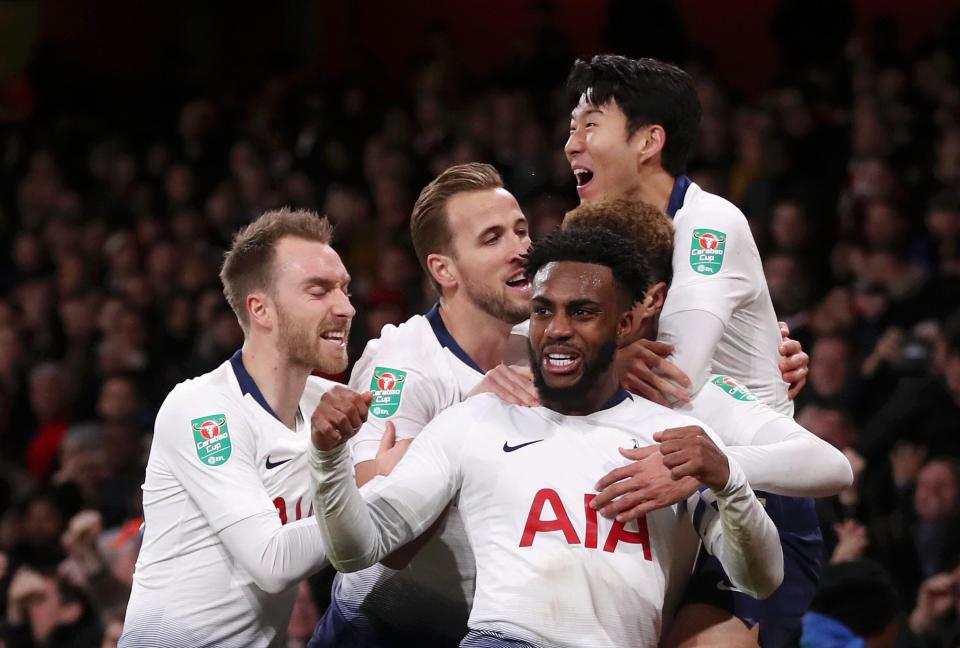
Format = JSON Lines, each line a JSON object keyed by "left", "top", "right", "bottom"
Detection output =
{"left": 310, "top": 387, "right": 462, "bottom": 573}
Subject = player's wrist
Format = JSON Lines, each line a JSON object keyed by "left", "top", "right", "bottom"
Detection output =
{"left": 309, "top": 441, "right": 349, "bottom": 470}
{"left": 712, "top": 455, "right": 744, "bottom": 497}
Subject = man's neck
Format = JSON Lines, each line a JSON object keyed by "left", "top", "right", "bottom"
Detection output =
{"left": 438, "top": 295, "right": 515, "bottom": 373}
{"left": 621, "top": 167, "right": 676, "bottom": 214}
{"left": 543, "top": 375, "right": 622, "bottom": 417}
{"left": 239, "top": 338, "right": 310, "bottom": 429}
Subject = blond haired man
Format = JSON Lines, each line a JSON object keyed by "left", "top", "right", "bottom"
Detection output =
{"left": 122, "top": 208, "right": 353, "bottom": 647}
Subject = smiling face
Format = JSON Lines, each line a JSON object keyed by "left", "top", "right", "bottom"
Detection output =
{"left": 565, "top": 96, "right": 648, "bottom": 204}
{"left": 268, "top": 237, "right": 355, "bottom": 373}
{"left": 443, "top": 188, "right": 532, "bottom": 324}
{"left": 528, "top": 261, "right": 632, "bottom": 413}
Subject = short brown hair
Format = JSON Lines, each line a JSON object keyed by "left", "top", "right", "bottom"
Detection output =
{"left": 562, "top": 199, "right": 674, "bottom": 284}
{"left": 410, "top": 163, "right": 504, "bottom": 290}
{"left": 220, "top": 207, "right": 334, "bottom": 328}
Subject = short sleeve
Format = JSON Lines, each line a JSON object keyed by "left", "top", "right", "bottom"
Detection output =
{"left": 661, "top": 205, "right": 761, "bottom": 323}
{"left": 155, "top": 387, "right": 274, "bottom": 532}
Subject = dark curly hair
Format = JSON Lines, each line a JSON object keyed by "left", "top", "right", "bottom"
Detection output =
{"left": 523, "top": 225, "right": 651, "bottom": 306}
{"left": 566, "top": 55, "right": 701, "bottom": 177}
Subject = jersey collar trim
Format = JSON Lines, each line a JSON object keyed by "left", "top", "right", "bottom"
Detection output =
{"left": 229, "top": 349, "right": 282, "bottom": 422}
{"left": 600, "top": 387, "right": 632, "bottom": 411}
{"left": 425, "top": 303, "right": 483, "bottom": 373}
{"left": 666, "top": 175, "right": 692, "bottom": 219}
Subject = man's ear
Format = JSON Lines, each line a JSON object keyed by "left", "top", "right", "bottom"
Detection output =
{"left": 247, "top": 291, "right": 273, "bottom": 331}
{"left": 632, "top": 125, "right": 666, "bottom": 167}
{"left": 427, "top": 253, "right": 458, "bottom": 290}
{"left": 645, "top": 281, "right": 668, "bottom": 316}
{"left": 616, "top": 306, "right": 636, "bottom": 346}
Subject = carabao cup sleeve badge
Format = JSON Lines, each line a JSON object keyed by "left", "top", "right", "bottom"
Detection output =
{"left": 369, "top": 367, "right": 407, "bottom": 419}
{"left": 690, "top": 229, "right": 727, "bottom": 275}
{"left": 192, "top": 414, "right": 233, "bottom": 466}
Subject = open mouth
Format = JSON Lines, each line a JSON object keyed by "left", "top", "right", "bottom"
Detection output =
{"left": 573, "top": 168, "right": 594, "bottom": 189}
{"left": 320, "top": 330, "right": 348, "bottom": 348}
{"left": 505, "top": 271, "right": 530, "bottom": 291}
{"left": 542, "top": 347, "right": 583, "bottom": 375}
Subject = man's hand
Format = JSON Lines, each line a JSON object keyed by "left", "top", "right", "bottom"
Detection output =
{"left": 830, "top": 519, "right": 869, "bottom": 563}
{"left": 910, "top": 571, "right": 959, "bottom": 635}
{"left": 373, "top": 421, "right": 412, "bottom": 478}
{"left": 6, "top": 567, "right": 47, "bottom": 625}
{"left": 61, "top": 510, "right": 104, "bottom": 574}
{"left": 311, "top": 387, "right": 373, "bottom": 451}
{"left": 468, "top": 364, "right": 540, "bottom": 407}
{"left": 778, "top": 321, "right": 809, "bottom": 399}
{"left": 657, "top": 426, "right": 730, "bottom": 491}
{"left": 890, "top": 443, "right": 927, "bottom": 489}
{"left": 593, "top": 445, "right": 699, "bottom": 522}
{"left": 616, "top": 339, "right": 691, "bottom": 407}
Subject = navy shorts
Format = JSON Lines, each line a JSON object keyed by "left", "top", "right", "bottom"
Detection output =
{"left": 682, "top": 493, "right": 823, "bottom": 648}
{"left": 308, "top": 595, "right": 463, "bottom": 648}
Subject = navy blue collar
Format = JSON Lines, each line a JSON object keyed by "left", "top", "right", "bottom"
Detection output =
{"left": 599, "top": 387, "right": 632, "bottom": 411}
{"left": 666, "top": 175, "right": 692, "bottom": 219}
{"left": 425, "top": 304, "right": 483, "bottom": 373}
{"left": 229, "top": 349, "right": 282, "bottom": 422}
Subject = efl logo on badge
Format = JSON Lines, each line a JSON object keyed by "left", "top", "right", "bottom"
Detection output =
{"left": 192, "top": 414, "right": 232, "bottom": 466}
{"left": 690, "top": 229, "right": 727, "bottom": 275}
{"left": 369, "top": 367, "right": 407, "bottom": 419}
{"left": 710, "top": 375, "right": 756, "bottom": 402}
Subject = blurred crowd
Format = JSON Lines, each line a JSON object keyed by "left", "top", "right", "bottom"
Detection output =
{"left": 1, "top": 7, "right": 960, "bottom": 647}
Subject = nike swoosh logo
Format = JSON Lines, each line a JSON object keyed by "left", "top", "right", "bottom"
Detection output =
{"left": 265, "top": 456, "right": 294, "bottom": 470}
{"left": 716, "top": 580, "right": 744, "bottom": 594}
{"left": 502, "top": 439, "right": 544, "bottom": 453}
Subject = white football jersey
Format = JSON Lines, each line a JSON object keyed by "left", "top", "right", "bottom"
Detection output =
{"left": 121, "top": 352, "right": 335, "bottom": 648}
{"left": 680, "top": 374, "right": 783, "bottom": 446}
{"left": 337, "top": 305, "right": 483, "bottom": 637}
{"left": 661, "top": 179, "right": 792, "bottom": 416}
{"left": 357, "top": 392, "right": 764, "bottom": 648}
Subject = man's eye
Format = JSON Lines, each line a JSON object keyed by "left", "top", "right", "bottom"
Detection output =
{"left": 484, "top": 236, "right": 499, "bottom": 246}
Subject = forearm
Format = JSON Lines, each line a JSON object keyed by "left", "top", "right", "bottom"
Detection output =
{"left": 724, "top": 418, "right": 853, "bottom": 496}
{"left": 705, "top": 459, "right": 784, "bottom": 599}
{"left": 310, "top": 443, "right": 414, "bottom": 572}
{"left": 218, "top": 511, "right": 329, "bottom": 594}
{"left": 658, "top": 310, "right": 725, "bottom": 396}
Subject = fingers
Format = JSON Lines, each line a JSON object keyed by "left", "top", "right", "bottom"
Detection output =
{"left": 637, "top": 339, "right": 674, "bottom": 358}
{"left": 779, "top": 337, "right": 802, "bottom": 358}
{"left": 779, "top": 321, "right": 790, "bottom": 338}
{"left": 376, "top": 421, "right": 397, "bottom": 457}
{"left": 637, "top": 344, "right": 691, "bottom": 389}
{"left": 622, "top": 361, "right": 689, "bottom": 404}
{"left": 617, "top": 446, "right": 659, "bottom": 461}
{"left": 311, "top": 386, "right": 371, "bottom": 450}
{"left": 592, "top": 478, "right": 642, "bottom": 511}
{"left": 595, "top": 464, "right": 640, "bottom": 492}
{"left": 498, "top": 365, "right": 540, "bottom": 406}
{"left": 471, "top": 365, "right": 540, "bottom": 406}
{"left": 787, "top": 375, "right": 807, "bottom": 400}
{"left": 654, "top": 426, "right": 704, "bottom": 443}
{"left": 623, "top": 375, "right": 671, "bottom": 407}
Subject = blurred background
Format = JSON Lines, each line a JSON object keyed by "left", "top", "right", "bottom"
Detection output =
{"left": 1, "top": 0, "right": 960, "bottom": 646}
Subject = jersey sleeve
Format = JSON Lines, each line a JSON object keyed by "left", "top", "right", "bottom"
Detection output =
{"left": 682, "top": 376, "right": 853, "bottom": 496}
{"left": 686, "top": 455, "right": 784, "bottom": 600}
{"left": 348, "top": 360, "right": 445, "bottom": 466}
{"left": 310, "top": 405, "right": 466, "bottom": 573}
{"left": 155, "top": 385, "right": 274, "bottom": 532}
{"left": 661, "top": 204, "right": 762, "bottom": 321}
